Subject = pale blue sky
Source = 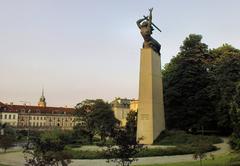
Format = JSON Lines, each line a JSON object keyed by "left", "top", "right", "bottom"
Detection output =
{"left": 0, "top": 0, "right": 240, "bottom": 107}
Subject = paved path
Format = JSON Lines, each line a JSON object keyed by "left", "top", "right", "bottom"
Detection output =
{"left": 0, "top": 138, "right": 230, "bottom": 166}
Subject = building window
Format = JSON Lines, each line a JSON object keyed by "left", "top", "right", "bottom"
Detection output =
{"left": 4, "top": 114, "right": 7, "bottom": 119}
{"left": 9, "top": 114, "right": 11, "bottom": 119}
{"left": 37, "top": 117, "right": 39, "bottom": 120}
{"left": 33, "top": 117, "right": 35, "bottom": 120}
{"left": 0, "top": 114, "right": 2, "bottom": 119}
{"left": 13, "top": 115, "right": 15, "bottom": 119}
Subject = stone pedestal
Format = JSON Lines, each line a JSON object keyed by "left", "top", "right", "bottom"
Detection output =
{"left": 137, "top": 48, "right": 165, "bottom": 144}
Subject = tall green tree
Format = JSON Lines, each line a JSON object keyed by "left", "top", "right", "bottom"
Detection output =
{"left": 229, "top": 83, "right": 240, "bottom": 149}
{"left": 74, "top": 99, "right": 118, "bottom": 143}
{"left": 163, "top": 34, "right": 217, "bottom": 130}
{"left": 210, "top": 44, "right": 240, "bottom": 133}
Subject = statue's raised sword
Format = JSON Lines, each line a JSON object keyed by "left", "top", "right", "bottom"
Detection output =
{"left": 143, "top": 15, "right": 162, "bottom": 32}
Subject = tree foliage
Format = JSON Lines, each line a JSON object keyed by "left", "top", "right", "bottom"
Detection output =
{"left": 125, "top": 111, "right": 137, "bottom": 140}
{"left": 163, "top": 34, "right": 240, "bottom": 136}
{"left": 74, "top": 99, "right": 118, "bottom": 144}
{"left": 24, "top": 129, "right": 72, "bottom": 166}
{"left": 229, "top": 83, "right": 240, "bottom": 150}
{"left": 0, "top": 124, "right": 16, "bottom": 152}
{"left": 163, "top": 34, "right": 216, "bottom": 130}
{"left": 210, "top": 44, "right": 240, "bottom": 133}
{"left": 105, "top": 111, "right": 143, "bottom": 166}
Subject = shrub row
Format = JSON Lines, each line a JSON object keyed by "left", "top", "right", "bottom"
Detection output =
{"left": 69, "top": 144, "right": 217, "bottom": 159}
{"left": 136, "top": 144, "right": 217, "bottom": 157}
{"left": 154, "top": 130, "right": 222, "bottom": 145}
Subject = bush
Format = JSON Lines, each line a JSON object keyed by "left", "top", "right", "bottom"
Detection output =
{"left": 70, "top": 150, "right": 106, "bottom": 159}
{"left": 136, "top": 144, "right": 217, "bottom": 157}
{"left": 69, "top": 144, "right": 217, "bottom": 159}
{"left": 154, "top": 130, "right": 222, "bottom": 145}
{"left": 24, "top": 129, "right": 72, "bottom": 165}
{"left": 229, "top": 133, "right": 240, "bottom": 150}
{"left": 229, "top": 156, "right": 240, "bottom": 166}
{"left": 0, "top": 126, "right": 17, "bottom": 152}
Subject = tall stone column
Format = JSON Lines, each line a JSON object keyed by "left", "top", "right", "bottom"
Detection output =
{"left": 137, "top": 48, "right": 165, "bottom": 144}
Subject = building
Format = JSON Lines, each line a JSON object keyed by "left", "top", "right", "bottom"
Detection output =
{"left": 0, "top": 102, "right": 18, "bottom": 127}
{"left": 111, "top": 97, "right": 138, "bottom": 126}
{"left": 130, "top": 99, "right": 139, "bottom": 112}
{"left": 0, "top": 91, "right": 77, "bottom": 130}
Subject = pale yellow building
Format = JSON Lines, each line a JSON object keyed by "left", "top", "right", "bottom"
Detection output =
{"left": 0, "top": 106, "right": 18, "bottom": 127}
{"left": 130, "top": 99, "right": 139, "bottom": 112}
{"left": 111, "top": 98, "right": 139, "bottom": 126}
{"left": 18, "top": 111, "right": 76, "bottom": 130}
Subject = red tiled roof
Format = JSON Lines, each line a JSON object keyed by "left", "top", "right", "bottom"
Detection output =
{"left": 0, "top": 102, "right": 5, "bottom": 107}
{"left": 0, "top": 102, "right": 75, "bottom": 115}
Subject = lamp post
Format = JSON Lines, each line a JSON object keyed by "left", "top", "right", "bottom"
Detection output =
{"left": 20, "top": 101, "right": 31, "bottom": 147}
{"left": 27, "top": 109, "right": 31, "bottom": 145}
{"left": 0, "top": 128, "right": 4, "bottom": 136}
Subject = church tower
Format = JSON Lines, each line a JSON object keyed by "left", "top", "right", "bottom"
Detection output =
{"left": 38, "top": 88, "right": 46, "bottom": 107}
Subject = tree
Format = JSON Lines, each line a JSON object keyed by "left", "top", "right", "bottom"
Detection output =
{"left": 0, "top": 124, "right": 16, "bottom": 152}
{"left": 125, "top": 111, "right": 137, "bottom": 140}
{"left": 229, "top": 83, "right": 240, "bottom": 150}
{"left": 209, "top": 44, "right": 240, "bottom": 133}
{"left": 74, "top": 99, "right": 118, "bottom": 144}
{"left": 163, "top": 34, "right": 217, "bottom": 131}
{"left": 104, "top": 111, "right": 143, "bottom": 166}
{"left": 24, "top": 129, "right": 72, "bottom": 166}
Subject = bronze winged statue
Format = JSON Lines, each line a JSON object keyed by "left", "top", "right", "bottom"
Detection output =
{"left": 136, "top": 8, "right": 161, "bottom": 54}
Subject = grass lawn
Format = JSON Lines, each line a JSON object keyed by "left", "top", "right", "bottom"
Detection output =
{"left": 137, "top": 154, "right": 239, "bottom": 166}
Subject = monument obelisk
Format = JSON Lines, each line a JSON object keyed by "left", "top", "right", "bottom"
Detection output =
{"left": 136, "top": 8, "right": 165, "bottom": 144}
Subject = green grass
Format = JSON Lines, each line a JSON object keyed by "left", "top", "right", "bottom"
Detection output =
{"left": 136, "top": 154, "right": 240, "bottom": 166}
{"left": 0, "top": 164, "right": 10, "bottom": 166}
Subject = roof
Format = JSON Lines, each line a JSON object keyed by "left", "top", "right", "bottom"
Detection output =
{"left": 0, "top": 102, "right": 75, "bottom": 115}
{"left": 0, "top": 102, "right": 5, "bottom": 107}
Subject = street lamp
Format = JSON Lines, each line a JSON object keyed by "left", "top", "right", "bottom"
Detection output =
{"left": 27, "top": 109, "right": 31, "bottom": 145}
{"left": 0, "top": 128, "right": 4, "bottom": 136}
{"left": 19, "top": 101, "right": 31, "bottom": 147}
{"left": 0, "top": 123, "right": 6, "bottom": 136}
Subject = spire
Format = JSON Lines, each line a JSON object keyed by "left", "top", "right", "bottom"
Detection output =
{"left": 38, "top": 87, "right": 46, "bottom": 107}
{"left": 42, "top": 87, "right": 44, "bottom": 97}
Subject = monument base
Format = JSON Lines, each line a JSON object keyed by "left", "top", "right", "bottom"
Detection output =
{"left": 137, "top": 48, "right": 165, "bottom": 144}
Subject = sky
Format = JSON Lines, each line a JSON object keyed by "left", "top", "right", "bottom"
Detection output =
{"left": 0, "top": 0, "right": 240, "bottom": 107}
